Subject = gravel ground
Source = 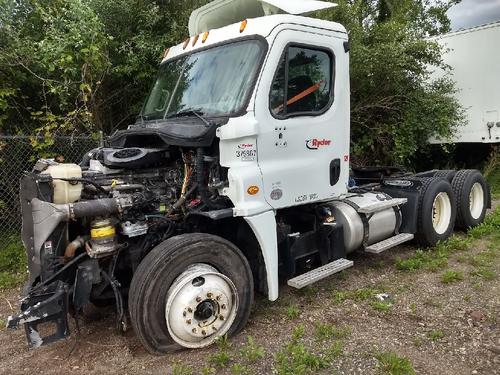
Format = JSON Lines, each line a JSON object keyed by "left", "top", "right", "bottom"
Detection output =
{"left": 0, "top": 216, "right": 498, "bottom": 375}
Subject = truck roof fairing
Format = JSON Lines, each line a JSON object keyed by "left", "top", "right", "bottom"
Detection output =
{"left": 189, "top": 0, "right": 337, "bottom": 36}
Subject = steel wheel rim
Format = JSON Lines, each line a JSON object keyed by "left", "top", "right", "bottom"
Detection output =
{"left": 469, "top": 182, "right": 484, "bottom": 220}
{"left": 432, "top": 192, "right": 452, "bottom": 235}
{"left": 165, "top": 263, "right": 238, "bottom": 349}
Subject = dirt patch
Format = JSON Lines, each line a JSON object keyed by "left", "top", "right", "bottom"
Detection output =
{"left": 0, "top": 234, "right": 498, "bottom": 374}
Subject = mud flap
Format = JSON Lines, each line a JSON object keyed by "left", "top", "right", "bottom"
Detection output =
{"left": 7, "top": 281, "right": 70, "bottom": 348}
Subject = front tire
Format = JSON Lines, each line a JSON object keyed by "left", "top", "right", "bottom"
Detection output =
{"left": 129, "top": 233, "right": 254, "bottom": 354}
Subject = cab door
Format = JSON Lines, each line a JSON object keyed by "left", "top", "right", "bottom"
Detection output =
{"left": 253, "top": 27, "right": 350, "bottom": 209}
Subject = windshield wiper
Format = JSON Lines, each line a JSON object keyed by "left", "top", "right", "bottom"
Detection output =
{"left": 166, "top": 109, "right": 211, "bottom": 127}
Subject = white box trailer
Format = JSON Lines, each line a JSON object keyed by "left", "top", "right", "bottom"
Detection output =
{"left": 430, "top": 21, "right": 500, "bottom": 144}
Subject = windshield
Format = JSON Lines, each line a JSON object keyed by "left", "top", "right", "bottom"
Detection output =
{"left": 141, "top": 39, "right": 265, "bottom": 121}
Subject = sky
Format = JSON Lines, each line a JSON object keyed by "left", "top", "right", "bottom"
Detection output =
{"left": 447, "top": 0, "right": 500, "bottom": 30}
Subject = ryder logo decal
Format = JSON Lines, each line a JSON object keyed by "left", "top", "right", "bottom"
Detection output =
{"left": 306, "top": 138, "right": 332, "bottom": 150}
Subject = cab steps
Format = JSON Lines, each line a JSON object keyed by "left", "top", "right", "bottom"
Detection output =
{"left": 365, "top": 233, "right": 414, "bottom": 254}
{"left": 287, "top": 258, "right": 354, "bottom": 289}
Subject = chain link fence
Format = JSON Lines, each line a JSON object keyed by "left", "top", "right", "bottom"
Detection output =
{"left": 0, "top": 135, "right": 100, "bottom": 250}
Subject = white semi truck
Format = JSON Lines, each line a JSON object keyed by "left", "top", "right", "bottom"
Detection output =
{"left": 7, "top": 0, "right": 492, "bottom": 354}
{"left": 430, "top": 21, "right": 500, "bottom": 144}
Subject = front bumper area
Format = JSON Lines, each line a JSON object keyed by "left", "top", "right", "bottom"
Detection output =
{"left": 7, "top": 281, "right": 70, "bottom": 348}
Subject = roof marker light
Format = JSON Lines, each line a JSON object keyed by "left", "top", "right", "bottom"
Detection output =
{"left": 240, "top": 19, "right": 248, "bottom": 33}
{"left": 183, "top": 38, "right": 190, "bottom": 50}
{"left": 202, "top": 31, "right": 209, "bottom": 43}
{"left": 192, "top": 34, "right": 200, "bottom": 46}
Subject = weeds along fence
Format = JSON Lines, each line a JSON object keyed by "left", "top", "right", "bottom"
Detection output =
{"left": 0, "top": 135, "right": 100, "bottom": 250}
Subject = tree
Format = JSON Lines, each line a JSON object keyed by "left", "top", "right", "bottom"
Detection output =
{"left": 0, "top": 0, "right": 206, "bottom": 136}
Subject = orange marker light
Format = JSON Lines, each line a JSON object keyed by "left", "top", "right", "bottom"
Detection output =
{"left": 240, "top": 19, "right": 248, "bottom": 33}
{"left": 247, "top": 186, "right": 259, "bottom": 195}
{"left": 202, "top": 31, "right": 209, "bottom": 43}
{"left": 192, "top": 34, "right": 200, "bottom": 46}
{"left": 183, "top": 38, "right": 190, "bottom": 50}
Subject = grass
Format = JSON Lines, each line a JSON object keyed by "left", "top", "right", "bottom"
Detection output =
{"left": 313, "top": 322, "right": 350, "bottom": 342}
{"left": 286, "top": 304, "right": 300, "bottom": 319}
{"left": 239, "top": 336, "right": 265, "bottom": 362}
{"left": 208, "top": 351, "right": 231, "bottom": 369}
{"left": 325, "top": 340, "right": 344, "bottom": 359}
{"left": 230, "top": 363, "right": 251, "bottom": 375}
{"left": 273, "top": 324, "right": 331, "bottom": 375}
{"left": 274, "top": 341, "right": 329, "bottom": 375}
{"left": 469, "top": 267, "right": 496, "bottom": 280}
{"left": 172, "top": 363, "right": 193, "bottom": 375}
{"left": 441, "top": 269, "right": 463, "bottom": 284}
{"left": 427, "top": 330, "right": 444, "bottom": 341}
{"left": 375, "top": 352, "right": 416, "bottom": 375}
{"left": 0, "top": 234, "right": 27, "bottom": 290}
{"left": 371, "top": 301, "right": 392, "bottom": 312}
{"left": 331, "top": 287, "right": 379, "bottom": 305}
{"left": 395, "top": 206, "right": 500, "bottom": 276}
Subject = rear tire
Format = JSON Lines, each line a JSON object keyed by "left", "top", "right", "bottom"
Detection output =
{"left": 412, "top": 178, "right": 457, "bottom": 246}
{"left": 452, "top": 170, "right": 488, "bottom": 229}
{"left": 434, "top": 170, "right": 457, "bottom": 183}
{"left": 128, "top": 233, "right": 254, "bottom": 354}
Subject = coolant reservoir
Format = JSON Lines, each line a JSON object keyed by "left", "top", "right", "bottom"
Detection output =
{"left": 43, "top": 163, "right": 83, "bottom": 204}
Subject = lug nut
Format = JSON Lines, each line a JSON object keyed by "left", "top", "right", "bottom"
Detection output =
{"left": 207, "top": 292, "right": 213, "bottom": 298}
{"left": 186, "top": 319, "right": 192, "bottom": 325}
{"left": 201, "top": 330, "right": 207, "bottom": 336}
{"left": 219, "top": 315, "right": 225, "bottom": 321}
{"left": 192, "top": 328, "right": 197, "bottom": 333}
{"left": 187, "top": 307, "right": 193, "bottom": 313}
{"left": 216, "top": 295, "right": 222, "bottom": 301}
{"left": 196, "top": 296, "right": 202, "bottom": 303}
{"left": 183, "top": 311, "right": 187, "bottom": 317}
{"left": 221, "top": 304, "right": 227, "bottom": 310}
{"left": 212, "top": 326, "right": 218, "bottom": 331}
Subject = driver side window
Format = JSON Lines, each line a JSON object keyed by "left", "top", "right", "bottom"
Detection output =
{"left": 270, "top": 46, "right": 333, "bottom": 118}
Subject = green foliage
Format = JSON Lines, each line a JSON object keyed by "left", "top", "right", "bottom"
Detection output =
{"left": 0, "top": 0, "right": 205, "bottom": 136}
{"left": 394, "top": 234, "right": 473, "bottom": 273}
{"left": 325, "top": 340, "right": 344, "bottom": 359}
{"left": 318, "top": 0, "right": 463, "bottom": 166}
{"left": 208, "top": 350, "right": 231, "bottom": 369}
{"left": 375, "top": 351, "right": 416, "bottom": 375}
{"left": 314, "top": 322, "right": 351, "bottom": 342}
{"left": 172, "top": 363, "right": 193, "bottom": 375}
{"left": 239, "top": 336, "right": 265, "bottom": 362}
{"left": 441, "top": 269, "right": 463, "bottom": 283}
{"left": 0, "top": 234, "right": 27, "bottom": 290}
{"left": 371, "top": 301, "right": 392, "bottom": 312}
{"left": 286, "top": 304, "right": 300, "bottom": 319}
{"left": 427, "top": 329, "right": 444, "bottom": 341}
{"left": 274, "top": 342, "right": 329, "bottom": 375}
{"left": 331, "top": 287, "right": 379, "bottom": 304}
{"left": 230, "top": 363, "right": 251, "bottom": 375}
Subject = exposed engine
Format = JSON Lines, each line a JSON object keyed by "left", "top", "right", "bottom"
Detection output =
{"left": 8, "top": 143, "right": 230, "bottom": 346}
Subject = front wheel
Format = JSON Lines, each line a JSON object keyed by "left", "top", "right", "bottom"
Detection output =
{"left": 129, "top": 233, "right": 254, "bottom": 354}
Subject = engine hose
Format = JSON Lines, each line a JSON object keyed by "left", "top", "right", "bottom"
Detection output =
{"left": 53, "top": 177, "right": 108, "bottom": 194}
{"left": 196, "top": 148, "right": 214, "bottom": 209}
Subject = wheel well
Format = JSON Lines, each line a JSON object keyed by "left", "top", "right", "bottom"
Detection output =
{"left": 184, "top": 215, "right": 268, "bottom": 295}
